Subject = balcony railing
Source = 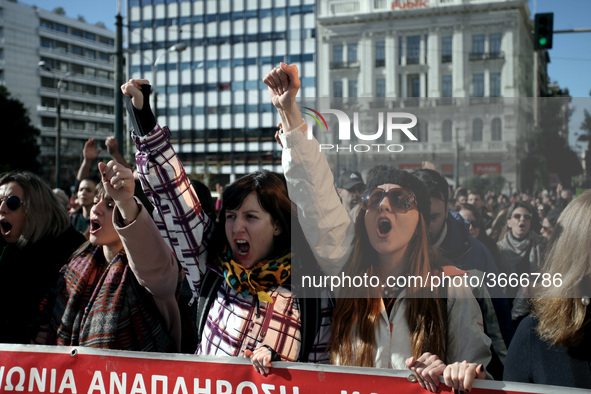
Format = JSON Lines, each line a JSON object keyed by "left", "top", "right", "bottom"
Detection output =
{"left": 436, "top": 97, "right": 455, "bottom": 106}
{"left": 469, "top": 51, "right": 505, "bottom": 61}
{"left": 330, "top": 61, "right": 360, "bottom": 69}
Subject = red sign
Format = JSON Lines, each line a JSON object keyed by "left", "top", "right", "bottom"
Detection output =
{"left": 441, "top": 164, "right": 454, "bottom": 175}
{"left": 474, "top": 163, "right": 502, "bottom": 175}
{"left": 0, "top": 345, "right": 577, "bottom": 394}
{"left": 399, "top": 163, "right": 422, "bottom": 170}
{"left": 392, "top": 0, "right": 429, "bottom": 10}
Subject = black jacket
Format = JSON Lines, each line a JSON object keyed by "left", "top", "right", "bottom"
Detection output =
{"left": 0, "top": 225, "right": 85, "bottom": 343}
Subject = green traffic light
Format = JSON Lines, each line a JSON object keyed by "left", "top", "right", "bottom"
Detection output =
{"left": 539, "top": 37, "right": 547, "bottom": 46}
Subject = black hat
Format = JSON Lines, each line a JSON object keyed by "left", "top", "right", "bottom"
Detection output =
{"left": 364, "top": 165, "right": 431, "bottom": 224}
{"left": 338, "top": 170, "right": 365, "bottom": 190}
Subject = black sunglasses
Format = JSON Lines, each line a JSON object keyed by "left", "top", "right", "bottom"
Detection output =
{"left": 360, "top": 188, "right": 416, "bottom": 212}
{"left": 0, "top": 195, "right": 24, "bottom": 211}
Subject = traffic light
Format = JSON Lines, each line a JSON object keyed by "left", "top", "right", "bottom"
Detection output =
{"left": 534, "top": 13, "right": 553, "bottom": 50}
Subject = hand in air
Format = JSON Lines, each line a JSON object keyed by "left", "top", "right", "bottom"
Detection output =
{"left": 121, "top": 78, "right": 150, "bottom": 110}
{"left": 263, "top": 63, "right": 301, "bottom": 112}
{"left": 98, "top": 161, "right": 135, "bottom": 206}
{"left": 83, "top": 138, "right": 102, "bottom": 161}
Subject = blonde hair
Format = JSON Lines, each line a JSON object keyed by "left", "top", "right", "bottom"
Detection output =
{"left": 329, "top": 209, "right": 447, "bottom": 366}
{"left": 0, "top": 171, "right": 70, "bottom": 248}
{"left": 532, "top": 190, "right": 591, "bottom": 346}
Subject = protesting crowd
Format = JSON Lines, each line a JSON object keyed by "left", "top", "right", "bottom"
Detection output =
{"left": 1, "top": 63, "right": 590, "bottom": 392}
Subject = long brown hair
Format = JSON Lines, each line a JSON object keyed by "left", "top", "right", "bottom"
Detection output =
{"left": 0, "top": 171, "right": 70, "bottom": 248}
{"left": 532, "top": 190, "right": 591, "bottom": 347}
{"left": 329, "top": 207, "right": 447, "bottom": 366}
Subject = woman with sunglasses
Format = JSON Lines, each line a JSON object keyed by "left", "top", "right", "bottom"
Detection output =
{"left": 264, "top": 63, "right": 491, "bottom": 393}
{"left": 0, "top": 171, "right": 85, "bottom": 344}
{"left": 497, "top": 202, "right": 546, "bottom": 324}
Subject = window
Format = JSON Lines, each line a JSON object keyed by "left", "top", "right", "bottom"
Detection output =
{"left": 473, "top": 73, "right": 484, "bottom": 97}
{"left": 376, "top": 78, "right": 386, "bottom": 97}
{"left": 490, "top": 72, "right": 501, "bottom": 97}
{"left": 407, "top": 36, "right": 420, "bottom": 64}
{"left": 72, "top": 45, "right": 83, "bottom": 56}
{"left": 490, "top": 33, "right": 502, "bottom": 54}
{"left": 55, "top": 23, "right": 67, "bottom": 34}
{"left": 375, "top": 41, "right": 385, "bottom": 67}
{"left": 348, "top": 80, "right": 358, "bottom": 97}
{"left": 472, "top": 34, "right": 485, "bottom": 54}
{"left": 334, "top": 81, "right": 343, "bottom": 97}
{"left": 408, "top": 75, "right": 420, "bottom": 97}
{"left": 419, "top": 121, "right": 428, "bottom": 142}
{"left": 40, "top": 20, "right": 53, "bottom": 29}
{"left": 442, "top": 120, "right": 452, "bottom": 142}
{"left": 491, "top": 118, "right": 502, "bottom": 141}
{"left": 348, "top": 44, "right": 358, "bottom": 63}
{"left": 442, "top": 36, "right": 452, "bottom": 63}
{"left": 41, "top": 38, "right": 52, "bottom": 48}
{"left": 71, "top": 28, "right": 83, "bottom": 38}
{"left": 333, "top": 44, "right": 343, "bottom": 64}
{"left": 442, "top": 75, "right": 452, "bottom": 97}
{"left": 472, "top": 119, "right": 483, "bottom": 141}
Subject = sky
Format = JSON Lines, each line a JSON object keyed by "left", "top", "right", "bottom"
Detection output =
{"left": 18, "top": 0, "right": 591, "bottom": 150}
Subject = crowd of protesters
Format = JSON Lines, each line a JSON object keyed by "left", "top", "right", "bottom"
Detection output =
{"left": 1, "top": 63, "right": 590, "bottom": 391}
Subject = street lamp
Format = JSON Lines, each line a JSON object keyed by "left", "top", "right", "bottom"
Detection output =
{"left": 38, "top": 61, "right": 73, "bottom": 188}
{"left": 150, "top": 42, "right": 187, "bottom": 121}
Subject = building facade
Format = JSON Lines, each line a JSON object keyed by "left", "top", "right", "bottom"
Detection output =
{"left": 316, "top": 0, "right": 546, "bottom": 191}
{"left": 127, "top": 0, "right": 316, "bottom": 186}
{"left": 0, "top": 0, "right": 116, "bottom": 189}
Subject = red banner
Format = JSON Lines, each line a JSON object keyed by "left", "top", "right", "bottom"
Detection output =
{"left": 0, "top": 345, "right": 582, "bottom": 394}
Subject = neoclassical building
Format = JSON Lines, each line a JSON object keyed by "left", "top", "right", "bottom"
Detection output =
{"left": 315, "top": 0, "right": 548, "bottom": 191}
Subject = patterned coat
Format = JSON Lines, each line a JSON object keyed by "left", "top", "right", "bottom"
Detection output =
{"left": 133, "top": 125, "right": 330, "bottom": 362}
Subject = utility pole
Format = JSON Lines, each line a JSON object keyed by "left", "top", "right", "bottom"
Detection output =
{"left": 114, "top": 0, "right": 124, "bottom": 155}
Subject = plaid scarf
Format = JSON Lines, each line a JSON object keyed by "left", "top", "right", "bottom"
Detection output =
{"left": 216, "top": 246, "right": 291, "bottom": 302}
{"left": 53, "top": 245, "right": 175, "bottom": 352}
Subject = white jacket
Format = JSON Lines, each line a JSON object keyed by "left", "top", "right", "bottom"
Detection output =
{"left": 280, "top": 124, "right": 492, "bottom": 369}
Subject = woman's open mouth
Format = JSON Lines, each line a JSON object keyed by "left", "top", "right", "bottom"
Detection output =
{"left": 1, "top": 219, "right": 12, "bottom": 235}
{"left": 235, "top": 239, "right": 250, "bottom": 258}
{"left": 89, "top": 219, "right": 101, "bottom": 234}
{"left": 377, "top": 218, "right": 392, "bottom": 236}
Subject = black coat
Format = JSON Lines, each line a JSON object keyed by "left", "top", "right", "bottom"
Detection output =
{"left": 0, "top": 225, "right": 85, "bottom": 343}
{"left": 504, "top": 315, "right": 591, "bottom": 389}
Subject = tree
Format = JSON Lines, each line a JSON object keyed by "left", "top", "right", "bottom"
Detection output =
{"left": 52, "top": 7, "right": 66, "bottom": 16}
{"left": 462, "top": 174, "right": 506, "bottom": 194}
{"left": 0, "top": 86, "right": 41, "bottom": 174}
{"left": 523, "top": 86, "right": 582, "bottom": 191}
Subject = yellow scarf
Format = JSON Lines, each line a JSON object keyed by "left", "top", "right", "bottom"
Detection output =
{"left": 217, "top": 246, "right": 291, "bottom": 303}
